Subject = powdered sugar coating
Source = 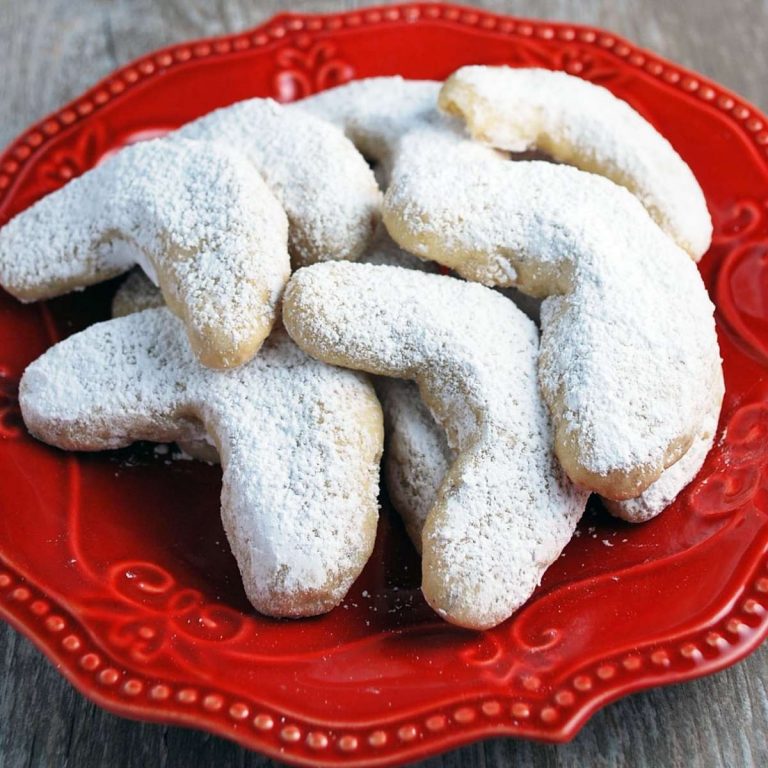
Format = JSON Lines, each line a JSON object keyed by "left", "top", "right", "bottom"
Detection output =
{"left": 178, "top": 99, "right": 380, "bottom": 267}
{"left": 284, "top": 262, "right": 587, "bottom": 630}
{"left": 359, "top": 224, "right": 439, "bottom": 271}
{"left": 0, "top": 138, "right": 290, "bottom": 369}
{"left": 606, "top": 380, "right": 722, "bottom": 521}
{"left": 439, "top": 66, "right": 712, "bottom": 259}
{"left": 20, "top": 309, "right": 383, "bottom": 618}
{"left": 384, "top": 128, "right": 722, "bottom": 499}
{"left": 377, "top": 379, "right": 450, "bottom": 549}
{"left": 296, "top": 77, "right": 452, "bottom": 186}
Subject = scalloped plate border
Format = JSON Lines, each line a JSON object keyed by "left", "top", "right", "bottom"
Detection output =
{"left": 0, "top": 4, "right": 767, "bottom": 767}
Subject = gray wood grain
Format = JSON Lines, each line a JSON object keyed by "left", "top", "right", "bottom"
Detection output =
{"left": 0, "top": 1, "right": 766, "bottom": 766}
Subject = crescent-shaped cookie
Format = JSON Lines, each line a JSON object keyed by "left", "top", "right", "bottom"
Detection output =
{"left": 383, "top": 127, "right": 723, "bottom": 500}
{"left": 438, "top": 66, "right": 712, "bottom": 259}
{"left": 356, "top": 232, "right": 721, "bottom": 525}
{"left": 283, "top": 261, "right": 587, "bottom": 630}
{"left": 0, "top": 138, "right": 289, "bottom": 369}
{"left": 20, "top": 309, "right": 383, "bottom": 618}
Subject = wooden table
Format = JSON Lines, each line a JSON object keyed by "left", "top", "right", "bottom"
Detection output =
{"left": 0, "top": 1, "right": 766, "bottom": 766}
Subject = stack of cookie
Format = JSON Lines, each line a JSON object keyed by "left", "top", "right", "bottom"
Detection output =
{"left": 0, "top": 67, "right": 722, "bottom": 630}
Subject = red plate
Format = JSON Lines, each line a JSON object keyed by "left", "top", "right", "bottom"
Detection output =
{"left": 0, "top": 4, "right": 767, "bottom": 766}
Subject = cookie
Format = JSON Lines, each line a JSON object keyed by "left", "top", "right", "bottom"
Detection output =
{"left": 383, "top": 126, "right": 723, "bottom": 500}
{"left": 0, "top": 138, "right": 289, "bottom": 369}
{"left": 283, "top": 261, "right": 587, "bottom": 630}
{"left": 376, "top": 379, "right": 449, "bottom": 551}
{"left": 20, "top": 308, "right": 384, "bottom": 618}
{"left": 298, "top": 78, "right": 722, "bottom": 500}
{"left": 439, "top": 66, "right": 712, "bottom": 259}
